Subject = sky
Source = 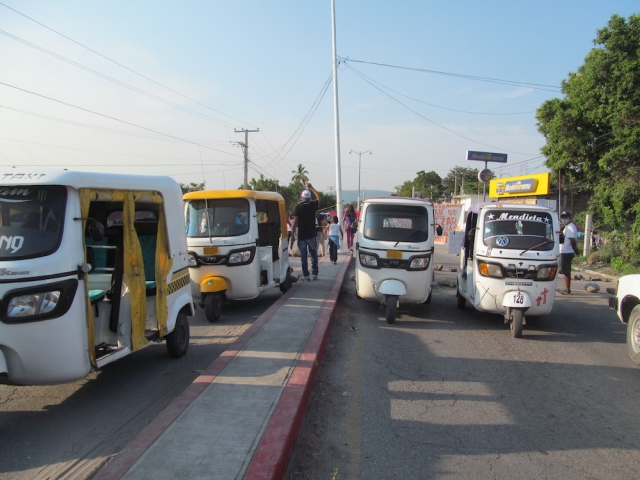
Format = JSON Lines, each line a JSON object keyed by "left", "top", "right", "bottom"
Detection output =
{"left": 1, "top": 1, "right": 638, "bottom": 201}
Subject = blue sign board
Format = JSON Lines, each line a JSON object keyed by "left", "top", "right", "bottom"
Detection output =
{"left": 466, "top": 151, "right": 508, "bottom": 163}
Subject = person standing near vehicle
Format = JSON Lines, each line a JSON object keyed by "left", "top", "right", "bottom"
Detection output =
{"left": 326, "top": 215, "right": 343, "bottom": 264}
{"left": 343, "top": 204, "right": 357, "bottom": 251}
{"left": 290, "top": 183, "right": 322, "bottom": 281}
{"left": 559, "top": 211, "right": 579, "bottom": 294}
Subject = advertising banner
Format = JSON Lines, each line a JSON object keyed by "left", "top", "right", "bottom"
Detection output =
{"left": 434, "top": 204, "right": 464, "bottom": 244}
{"left": 489, "top": 172, "right": 551, "bottom": 198}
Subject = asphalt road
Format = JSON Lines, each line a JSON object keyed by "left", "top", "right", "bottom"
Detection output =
{"left": 0, "top": 288, "right": 284, "bottom": 480}
{"left": 287, "top": 245, "right": 639, "bottom": 480}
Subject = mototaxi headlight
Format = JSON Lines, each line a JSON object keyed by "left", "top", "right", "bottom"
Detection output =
{"left": 359, "top": 253, "right": 378, "bottom": 268}
{"left": 187, "top": 253, "right": 198, "bottom": 267}
{"left": 7, "top": 291, "right": 60, "bottom": 318}
{"left": 228, "top": 250, "right": 252, "bottom": 264}
{"left": 536, "top": 265, "right": 557, "bottom": 280}
{"left": 478, "top": 261, "right": 504, "bottom": 278}
{"left": 409, "top": 256, "right": 430, "bottom": 270}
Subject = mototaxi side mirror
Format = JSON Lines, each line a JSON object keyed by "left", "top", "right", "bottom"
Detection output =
{"left": 435, "top": 225, "right": 443, "bottom": 236}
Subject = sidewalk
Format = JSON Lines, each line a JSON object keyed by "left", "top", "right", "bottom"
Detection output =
{"left": 93, "top": 252, "right": 351, "bottom": 480}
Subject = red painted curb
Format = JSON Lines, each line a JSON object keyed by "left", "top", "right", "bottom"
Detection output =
{"left": 92, "top": 280, "right": 303, "bottom": 480}
{"left": 243, "top": 254, "right": 352, "bottom": 480}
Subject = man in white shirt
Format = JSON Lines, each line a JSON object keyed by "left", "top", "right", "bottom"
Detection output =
{"left": 559, "top": 211, "right": 579, "bottom": 294}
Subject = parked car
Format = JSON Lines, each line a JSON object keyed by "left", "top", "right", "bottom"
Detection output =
{"left": 609, "top": 274, "right": 640, "bottom": 365}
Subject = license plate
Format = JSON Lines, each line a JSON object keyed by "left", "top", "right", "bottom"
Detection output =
{"left": 513, "top": 293, "right": 525, "bottom": 305}
{"left": 203, "top": 246, "right": 219, "bottom": 255}
{"left": 386, "top": 250, "right": 402, "bottom": 259}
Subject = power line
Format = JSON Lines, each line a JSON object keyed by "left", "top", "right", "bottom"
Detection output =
{"left": 0, "top": 81, "right": 240, "bottom": 155}
{"left": 0, "top": 105, "right": 241, "bottom": 149}
{"left": 344, "top": 63, "right": 535, "bottom": 116}
{"left": 0, "top": 135, "right": 244, "bottom": 165}
{"left": 0, "top": 1, "right": 255, "bottom": 128}
{"left": 343, "top": 58, "right": 562, "bottom": 92}
{"left": 344, "top": 63, "right": 538, "bottom": 156}
{"left": 0, "top": 29, "right": 239, "bottom": 129}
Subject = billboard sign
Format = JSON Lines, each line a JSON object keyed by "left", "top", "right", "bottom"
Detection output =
{"left": 489, "top": 172, "right": 551, "bottom": 198}
{"left": 466, "top": 151, "right": 508, "bottom": 163}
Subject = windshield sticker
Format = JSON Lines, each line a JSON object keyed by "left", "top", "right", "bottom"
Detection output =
{"left": 0, "top": 236, "right": 24, "bottom": 253}
{"left": 496, "top": 236, "right": 510, "bottom": 247}
{"left": 515, "top": 220, "right": 523, "bottom": 235}
{"left": 0, "top": 187, "right": 32, "bottom": 198}
{"left": 486, "top": 212, "right": 551, "bottom": 223}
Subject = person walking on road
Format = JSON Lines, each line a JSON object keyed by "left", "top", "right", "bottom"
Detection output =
{"left": 326, "top": 215, "right": 343, "bottom": 264}
{"left": 316, "top": 213, "right": 327, "bottom": 257}
{"left": 559, "top": 210, "right": 579, "bottom": 294}
{"left": 343, "top": 204, "right": 357, "bottom": 251}
{"left": 291, "top": 183, "right": 322, "bottom": 281}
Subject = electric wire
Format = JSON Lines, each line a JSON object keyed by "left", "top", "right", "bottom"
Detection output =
{"left": 0, "top": 29, "right": 238, "bottom": 129}
{"left": 343, "top": 58, "right": 562, "bottom": 92}
{"left": 0, "top": 1, "right": 256, "bottom": 128}
{"left": 0, "top": 118, "right": 38, "bottom": 166}
{"left": 0, "top": 81, "right": 243, "bottom": 157}
{"left": 0, "top": 105, "right": 238, "bottom": 147}
{"left": 344, "top": 62, "right": 538, "bottom": 156}
{"left": 345, "top": 63, "right": 535, "bottom": 116}
{"left": 0, "top": 136, "right": 244, "bottom": 165}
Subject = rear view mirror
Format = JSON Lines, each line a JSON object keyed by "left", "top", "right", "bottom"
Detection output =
{"left": 87, "top": 219, "right": 105, "bottom": 242}
{"left": 435, "top": 225, "right": 443, "bottom": 236}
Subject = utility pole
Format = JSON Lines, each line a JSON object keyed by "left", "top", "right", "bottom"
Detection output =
{"left": 348, "top": 149, "right": 371, "bottom": 211}
{"left": 330, "top": 0, "right": 344, "bottom": 250}
{"left": 235, "top": 128, "right": 259, "bottom": 189}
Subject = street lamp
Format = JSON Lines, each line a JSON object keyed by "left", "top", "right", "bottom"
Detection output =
{"left": 348, "top": 149, "right": 372, "bottom": 211}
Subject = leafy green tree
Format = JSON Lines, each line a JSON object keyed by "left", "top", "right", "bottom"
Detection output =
{"left": 319, "top": 193, "right": 336, "bottom": 211}
{"left": 536, "top": 14, "right": 640, "bottom": 263}
{"left": 442, "top": 167, "right": 480, "bottom": 196}
{"left": 180, "top": 182, "right": 205, "bottom": 194}
{"left": 394, "top": 170, "right": 443, "bottom": 199}
{"left": 244, "top": 174, "right": 279, "bottom": 192}
{"left": 395, "top": 179, "right": 415, "bottom": 198}
{"left": 291, "top": 164, "right": 309, "bottom": 187}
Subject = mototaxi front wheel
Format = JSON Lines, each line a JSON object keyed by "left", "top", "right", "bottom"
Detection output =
{"left": 385, "top": 295, "right": 398, "bottom": 324}
{"left": 510, "top": 308, "right": 524, "bottom": 338}
{"left": 205, "top": 292, "right": 223, "bottom": 323}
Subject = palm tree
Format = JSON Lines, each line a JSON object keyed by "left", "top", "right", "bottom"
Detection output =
{"left": 291, "top": 164, "right": 309, "bottom": 187}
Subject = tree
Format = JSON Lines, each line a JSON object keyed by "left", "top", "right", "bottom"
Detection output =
{"left": 291, "top": 164, "right": 309, "bottom": 187}
{"left": 244, "top": 174, "right": 280, "bottom": 192}
{"left": 442, "top": 167, "right": 480, "bottom": 196}
{"left": 180, "top": 182, "right": 205, "bottom": 194}
{"left": 394, "top": 170, "right": 443, "bottom": 199}
{"left": 536, "top": 14, "right": 640, "bottom": 262}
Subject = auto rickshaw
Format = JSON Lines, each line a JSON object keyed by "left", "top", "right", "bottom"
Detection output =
{"left": 456, "top": 203, "right": 559, "bottom": 337}
{"left": 184, "top": 190, "right": 292, "bottom": 322}
{"left": 0, "top": 169, "right": 194, "bottom": 385}
{"left": 355, "top": 196, "right": 442, "bottom": 323}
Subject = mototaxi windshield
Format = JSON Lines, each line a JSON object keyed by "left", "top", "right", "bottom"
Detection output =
{"left": 0, "top": 185, "right": 66, "bottom": 260}
{"left": 186, "top": 198, "right": 250, "bottom": 237}
{"left": 483, "top": 210, "right": 554, "bottom": 250}
{"left": 363, "top": 204, "right": 429, "bottom": 243}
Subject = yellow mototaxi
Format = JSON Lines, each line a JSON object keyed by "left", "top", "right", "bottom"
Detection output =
{"left": 184, "top": 190, "right": 292, "bottom": 322}
{"left": 0, "top": 169, "right": 194, "bottom": 385}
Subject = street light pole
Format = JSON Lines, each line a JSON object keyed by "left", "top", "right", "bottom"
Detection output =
{"left": 348, "top": 149, "right": 371, "bottom": 211}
